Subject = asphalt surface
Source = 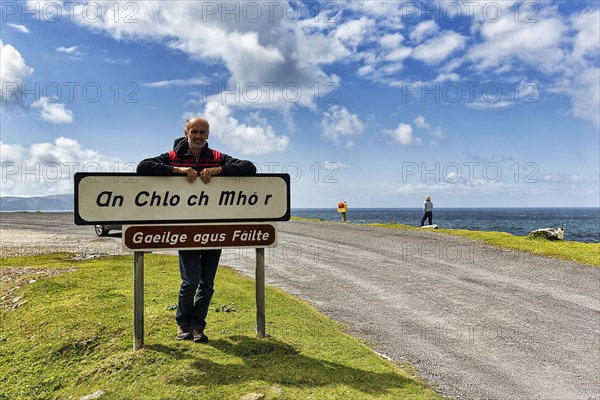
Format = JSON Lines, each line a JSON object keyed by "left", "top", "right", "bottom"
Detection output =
{"left": 2, "top": 213, "right": 599, "bottom": 399}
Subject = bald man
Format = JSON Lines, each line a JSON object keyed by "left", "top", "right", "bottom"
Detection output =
{"left": 137, "top": 117, "right": 256, "bottom": 343}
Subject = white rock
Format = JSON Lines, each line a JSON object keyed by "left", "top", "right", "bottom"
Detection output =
{"left": 240, "top": 394, "right": 265, "bottom": 400}
{"left": 420, "top": 224, "right": 438, "bottom": 229}
{"left": 80, "top": 390, "right": 106, "bottom": 400}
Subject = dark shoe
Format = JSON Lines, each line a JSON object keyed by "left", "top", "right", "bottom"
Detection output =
{"left": 177, "top": 325, "right": 192, "bottom": 340}
{"left": 192, "top": 329, "right": 208, "bottom": 343}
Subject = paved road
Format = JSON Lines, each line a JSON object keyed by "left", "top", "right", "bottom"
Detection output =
{"left": 0, "top": 211, "right": 93, "bottom": 235}
{"left": 222, "top": 220, "right": 599, "bottom": 400}
{"left": 2, "top": 213, "right": 599, "bottom": 399}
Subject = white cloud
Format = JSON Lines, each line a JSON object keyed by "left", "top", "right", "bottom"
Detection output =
{"left": 490, "top": 154, "right": 515, "bottom": 163}
{"left": 562, "top": 67, "right": 600, "bottom": 126}
{"left": 104, "top": 58, "right": 130, "bottom": 64}
{"left": 384, "top": 116, "right": 443, "bottom": 146}
{"left": 0, "top": 142, "right": 27, "bottom": 164}
{"left": 334, "top": 17, "right": 375, "bottom": 49}
{"left": 30, "top": 137, "right": 93, "bottom": 163}
{"left": 0, "top": 40, "right": 34, "bottom": 101}
{"left": 462, "top": 4, "right": 598, "bottom": 126}
{"left": 356, "top": 33, "right": 411, "bottom": 80}
{"left": 413, "top": 115, "right": 443, "bottom": 138}
{"left": 294, "top": 29, "right": 350, "bottom": 65}
{"left": 347, "top": 0, "right": 405, "bottom": 29}
{"left": 323, "top": 160, "right": 352, "bottom": 170}
{"left": 468, "top": 8, "right": 566, "bottom": 74}
{"left": 17, "top": 1, "right": 598, "bottom": 130}
{"left": 559, "top": 9, "right": 600, "bottom": 126}
{"left": 201, "top": 101, "right": 289, "bottom": 155}
{"left": 394, "top": 180, "right": 510, "bottom": 194}
{"left": 384, "top": 46, "right": 412, "bottom": 62}
{"left": 467, "top": 100, "right": 515, "bottom": 110}
{"left": 144, "top": 78, "right": 209, "bottom": 88}
{"left": 294, "top": 16, "right": 377, "bottom": 78}
{"left": 570, "top": 9, "right": 600, "bottom": 60}
{"left": 385, "top": 123, "right": 422, "bottom": 146}
{"left": 56, "top": 47, "right": 74, "bottom": 54}
{"left": 56, "top": 45, "right": 85, "bottom": 56}
{"left": 61, "top": 2, "right": 338, "bottom": 112}
{"left": 31, "top": 97, "right": 75, "bottom": 124}
{"left": 380, "top": 33, "right": 404, "bottom": 49}
{"left": 413, "top": 115, "right": 430, "bottom": 130}
{"left": 320, "top": 106, "right": 365, "bottom": 148}
{"left": 7, "top": 23, "right": 30, "bottom": 34}
{"left": 0, "top": 137, "right": 119, "bottom": 196}
{"left": 434, "top": 72, "right": 460, "bottom": 82}
{"left": 412, "top": 31, "right": 466, "bottom": 65}
{"left": 410, "top": 20, "right": 439, "bottom": 43}
{"left": 357, "top": 63, "right": 375, "bottom": 77}
{"left": 541, "top": 174, "right": 597, "bottom": 184}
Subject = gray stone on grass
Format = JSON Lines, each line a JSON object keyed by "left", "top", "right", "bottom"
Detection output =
{"left": 80, "top": 390, "right": 105, "bottom": 400}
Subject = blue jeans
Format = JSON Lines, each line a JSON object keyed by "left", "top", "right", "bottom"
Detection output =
{"left": 175, "top": 249, "right": 222, "bottom": 331}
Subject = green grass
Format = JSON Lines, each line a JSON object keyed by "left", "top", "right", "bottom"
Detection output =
{"left": 290, "top": 216, "right": 321, "bottom": 221}
{"left": 436, "top": 228, "right": 600, "bottom": 267}
{"left": 0, "top": 253, "right": 438, "bottom": 400}
{"left": 368, "top": 223, "right": 600, "bottom": 267}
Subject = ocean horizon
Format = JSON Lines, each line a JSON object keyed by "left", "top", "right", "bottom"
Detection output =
{"left": 1, "top": 207, "right": 598, "bottom": 243}
{"left": 292, "top": 207, "right": 600, "bottom": 244}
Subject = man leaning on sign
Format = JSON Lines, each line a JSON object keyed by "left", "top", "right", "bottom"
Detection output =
{"left": 137, "top": 117, "right": 256, "bottom": 343}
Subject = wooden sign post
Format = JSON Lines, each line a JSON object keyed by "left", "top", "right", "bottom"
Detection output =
{"left": 133, "top": 251, "right": 144, "bottom": 350}
{"left": 256, "top": 248, "right": 266, "bottom": 338}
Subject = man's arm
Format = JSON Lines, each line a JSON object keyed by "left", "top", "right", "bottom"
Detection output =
{"left": 138, "top": 153, "right": 200, "bottom": 182}
{"left": 198, "top": 154, "right": 256, "bottom": 184}
{"left": 137, "top": 153, "right": 174, "bottom": 175}
{"left": 220, "top": 154, "right": 257, "bottom": 176}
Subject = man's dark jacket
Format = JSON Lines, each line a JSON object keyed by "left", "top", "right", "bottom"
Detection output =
{"left": 137, "top": 137, "right": 256, "bottom": 176}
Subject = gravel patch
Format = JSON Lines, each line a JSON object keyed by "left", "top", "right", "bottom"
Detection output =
{"left": 0, "top": 228, "right": 123, "bottom": 258}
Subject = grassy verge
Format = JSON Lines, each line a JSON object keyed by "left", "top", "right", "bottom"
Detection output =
{"left": 368, "top": 223, "right": 600, "bottom": 267}
{"left": 0, "top": 253, "right": 439, "bottom": 400}
{"left": 435, "top": 228, "right": 600, "bottom": 267}
{"left": 292, "top": 217, "right": 599, "bottom": 266}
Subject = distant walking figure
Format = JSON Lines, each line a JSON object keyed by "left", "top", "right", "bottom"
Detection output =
{"left": 420, "top": 195, "right": 433, "bottom": 226}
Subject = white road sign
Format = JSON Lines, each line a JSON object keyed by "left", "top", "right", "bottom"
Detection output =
{"left": 75, "top": 173, "right": 290, "bottom": 224}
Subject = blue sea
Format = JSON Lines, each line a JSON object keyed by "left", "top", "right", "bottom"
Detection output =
{"left": 291, "top": 208, "right": 600, "bottom": 243}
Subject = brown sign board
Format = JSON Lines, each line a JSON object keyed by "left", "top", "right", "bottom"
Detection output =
{"left": 123, "top": 223, "right": 277, "bottom": 251}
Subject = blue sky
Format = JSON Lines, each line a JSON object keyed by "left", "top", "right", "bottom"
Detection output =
{"left": 1, "top": 0, "right": 599, "bottom": 207}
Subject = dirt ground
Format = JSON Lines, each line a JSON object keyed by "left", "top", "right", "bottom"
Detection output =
{"left": 0, "top": 228, "right": 122, "bottom": 311}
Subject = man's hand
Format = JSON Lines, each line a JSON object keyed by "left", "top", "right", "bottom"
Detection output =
{"left": 199, "top": 167, "right": 223, "bottom": 184}
{"left": 174, "top": 166, "right": 223, "bottom": 183}
{"left": 174, "top": 167, "right": 198, "bottom": 183}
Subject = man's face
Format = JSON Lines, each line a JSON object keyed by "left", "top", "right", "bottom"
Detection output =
{"left": 185, "top": 119, "right": 209, "bottom": 153}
